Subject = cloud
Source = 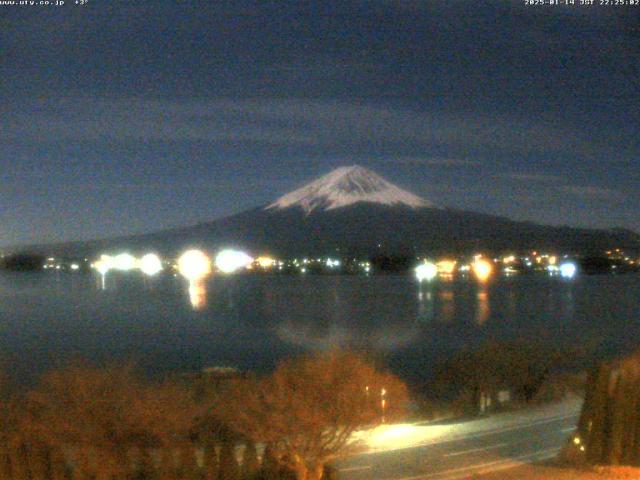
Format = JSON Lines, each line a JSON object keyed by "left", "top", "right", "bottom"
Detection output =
{"left": 2, "top": 97, "right": 604, "bottom": 160}
{"left": 560, "top": 185, "right": 626, "bottom": 201}
{"left": 499, "top": 173, "right": 560, "bottom": 182}
{"left": 390, "top": 157, "right": 482, "bottom": 167}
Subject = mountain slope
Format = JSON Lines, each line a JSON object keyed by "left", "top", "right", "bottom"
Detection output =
{"left": 17, "top": 166, "right": 640, "bottom": 258}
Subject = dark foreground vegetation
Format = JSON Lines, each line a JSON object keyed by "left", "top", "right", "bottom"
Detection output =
{"left": 424, "top": 340, "right": 586, "bottom": 419}
{"left": 0, "top": 351, "right": 408, "bottom": 480}
{"left": 570, "top": 350, "right": 640, "bottom": 466}
{"left": 0, "top": 341, "right": 610, "bottom": 479}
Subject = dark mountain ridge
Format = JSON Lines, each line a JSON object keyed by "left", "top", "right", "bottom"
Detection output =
{"left": 7, "top": 166, "right": 640, "bottom": 258}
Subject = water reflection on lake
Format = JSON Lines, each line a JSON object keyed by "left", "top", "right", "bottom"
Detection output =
{"left": 0, "top": 271, "right": 639, "bottom": 386}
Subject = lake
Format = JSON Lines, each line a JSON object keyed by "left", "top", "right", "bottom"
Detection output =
{"left": 1, "top": 271, "right": 639, "bottom": 386}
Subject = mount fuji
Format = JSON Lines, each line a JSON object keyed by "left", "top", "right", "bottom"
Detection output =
{"left": 266, "top": 165, "right": 431, "bottom": 213}
{"left": 31, "top": 165, "right": 640, "bottom": 257}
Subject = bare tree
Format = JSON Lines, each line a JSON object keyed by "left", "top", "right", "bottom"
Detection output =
{"left": 23, "top": 363, "right": 202, "bottom": 479}
{"left": 216, "top": 350, "right": 409, "bottom": 480}
{"left": 241, "top": 440, "right": 259, "bottom": 479}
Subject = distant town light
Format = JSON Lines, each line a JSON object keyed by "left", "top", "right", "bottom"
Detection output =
{"left": 139, "top": 253, "right": 163, "bottom": 276}
{"left": 415, "top": 261, "right": 438, "bottom": 282}
{"left": 70, "top": 263, "right": 80, "bottom": 271}
{"left": 215, "top": 249, "right": 253, "bottom": 274}
{"left": 472, "top": 258, "right": 493, "bottom": 282}
{"left": 560, "top": 262, "right": 577, "bottom": 279}
{"left": 178, "top": 250, "right": 212, "bottom": 281}
{"left": 326, "top": 258, "right": 341, "bottom": 268}
{"left": 256, "top": 256, "right": 276, "bottom": 268}
{"left": 436, "top": 260, "right": 457, "bottom": 275}
{"left": 113, "top": 253, "right": 136, "bottom": 271}
{"left": 92, "top": 255, "right": 114, "bottom": 275}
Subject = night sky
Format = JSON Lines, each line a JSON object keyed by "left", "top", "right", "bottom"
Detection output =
{"left": 1, "top": 0, "right": 638, "bottom": 246}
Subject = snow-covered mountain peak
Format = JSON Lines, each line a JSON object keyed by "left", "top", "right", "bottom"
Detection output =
{"left": 266, "top": 165, "right": 432, "bottom": 214}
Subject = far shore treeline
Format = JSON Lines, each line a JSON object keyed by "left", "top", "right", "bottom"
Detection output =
{"left": 0, "top": 253, "right": 47, "bottom": 272}
{"left": 0, "top": 251, "right": 638, "bottom": 275}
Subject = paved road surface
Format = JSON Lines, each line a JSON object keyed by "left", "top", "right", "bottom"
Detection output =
{"left": 337, "top": 397, "right": 582, "bottom": 480}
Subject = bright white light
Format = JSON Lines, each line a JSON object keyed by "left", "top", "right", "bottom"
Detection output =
{"left": 326, "top": 258, "right": 341, "bottom": 268}
{"left": 415, "top": 262, "right": 438, "bottom": 282}
{"left": 113, "top": 253, "right": 136, "bottom": 271}
{"left": 70, "top": 263, "right": 80, "bottom": 271}
{"left": 560, "top": 262, "right": 577, "bottom": 279}
{"left": 139, "top": 253, "right": 163, "bottom": 276}
{"left": 472, "top": 259, "right": 493, "bottom": 282}
{"left": 215, "top": 249, "right": 253, "bottom": 274}
{"left": 93, "top": 255, "right": 114, "bottom": 275}
{"left": 178, "top": 250, "right": 212, "bottom": 281}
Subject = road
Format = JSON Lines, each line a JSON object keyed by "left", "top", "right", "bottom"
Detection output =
{"left": 336, "top": 397, "right": 582, "bottom": 480}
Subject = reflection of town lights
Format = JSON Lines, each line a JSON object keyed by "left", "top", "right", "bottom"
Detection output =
{"left": 436, "top": 260, "right": 457, "bottom": 275}
{"left": 256, "top": 256, "right": 276, "bottom": 268}
{"left": 472, "top": 259, "right": 493, "bottom": 282}
{"left": 188, "top": 280, "right": 207, "bottom": 310}
{"left": 178, "top": 250, "right": 211, "bottom": 281}
{"left": 215, "top": 249, "right": 253, "bottom": 274}
{"left": 415, "top": 262, "right": 438, "bottom": 282}
{"left": 140, "top": 253, "right": 163, "bottom": 276}
{"left": 560, "top": 262, "right": 577, "bottom": 279}
{"left": 114, "top": 253, "right": 136, "bottom": 271}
